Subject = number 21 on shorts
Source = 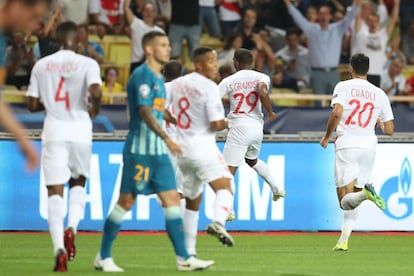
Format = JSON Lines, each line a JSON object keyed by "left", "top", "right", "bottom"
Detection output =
{"left": 134, "top": 164, "right": 150, "bottom": 182}
{"left": 55, "top": 76, "right": 70, "bottom": 110}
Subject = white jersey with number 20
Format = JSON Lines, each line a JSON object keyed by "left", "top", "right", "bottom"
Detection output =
{"left": 331, "top": 78, "right": 394, "bottom": 150}
{"left": 218, "top": 69, "right": 270, "bottom": 123}
{"left": 168, "top": 72, "right": 225, "bottom": 141}
{"left": 27, "top": 50, "right": 102, "bottom": 143}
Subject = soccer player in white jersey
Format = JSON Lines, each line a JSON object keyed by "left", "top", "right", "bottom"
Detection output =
{"left": 218, "top": 48, "right": 285, "bottom": 202}
{"left": 320, "top": 53, "right": 394, "bottom": 251}
{"left": 26, "top": 21, "right": 102, "bottom": 272}
{"left": 163, "top": 60, "right": 186, "bottom": 213}
{"left": 168, "top": 47, "right": 235, "bottom": 256}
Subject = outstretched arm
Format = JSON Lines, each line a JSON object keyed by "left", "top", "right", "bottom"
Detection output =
{"left": 386, "top": 0, "right": 400, "bottom": 36}
{"left": 283, "top": 0, "right": 312, "bottom": 34}
{"left": 339, "top": 0, "right": 360, "bottom": 33}
{"left": 123, "top": 0, "right": 135, "bottom": 26}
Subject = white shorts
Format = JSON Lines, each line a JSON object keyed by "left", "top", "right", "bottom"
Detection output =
{"left": 335, "top": 148, "right": 375, "bottom": 188}
{"left": 42, "top": 141, "right": 91, "bottom": 186}
{"left": 178, "top": 141, "right": 233, "bottom": 200}
{"left": 223, "top": 122, "right": 263, "bottom": 167}
{"left": 168, "top": 152, "right": 183, "bottom": 194}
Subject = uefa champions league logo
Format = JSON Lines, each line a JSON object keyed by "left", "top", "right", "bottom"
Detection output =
{"left": 379, "top": 157, "right": 413, "bottom": 219}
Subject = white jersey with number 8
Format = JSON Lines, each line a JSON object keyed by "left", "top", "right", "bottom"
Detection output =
{"left": 331, "top": 78, "right": 394, "bottom": 150}
{"left": 168, "top": 72, "right": 225, "bottom": 142}
{"left": 218, "top": 69, "right": 270, "bottom": 123}
{"left": 27, "top": 50, "right": 102, "bottom": 143}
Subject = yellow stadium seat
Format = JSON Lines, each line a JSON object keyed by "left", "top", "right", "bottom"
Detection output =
{"left": 271, "top": 88, "right": 299, "bottom": 107}
{"left": 105, "top": 42, "right": 131, "bottom": 65}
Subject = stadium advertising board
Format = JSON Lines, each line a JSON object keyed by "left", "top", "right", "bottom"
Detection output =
{"left": 0, "top": 141, "right": 413, "bottom": 231}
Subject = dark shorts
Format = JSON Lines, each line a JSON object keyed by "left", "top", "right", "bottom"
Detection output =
{"left": 120, "top": 153, "right": 176, "bottom": 196}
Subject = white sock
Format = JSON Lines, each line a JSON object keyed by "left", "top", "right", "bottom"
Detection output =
{"left": 230, "top": 177, "right": 236, "bottom": 194}
{"left": 252, "top": 159, "right": 279, "bottom": 192}
{"left": 179, "top": 198, "right": 186, "bottom": 218}
{"left": 338, "top": 209, "right": 358, "bottom": 244}
{"left": 183, "top": 209, "right": 199, "bottom": 256}
{"left": 67, "top": 186, "right": 86, "bottom": 234}
{"left": 340, "top": 191, "right": 366, "bottom": 210}
{"left": 214, "top": 189, "right": 233, "bottom": 226}
{"left": 48, "top": 194, "right": 66, "bottom": 255}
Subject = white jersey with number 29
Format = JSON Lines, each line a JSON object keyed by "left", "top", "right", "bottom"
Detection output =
{"left": 331, "top": 78, "right": 394, "bottom": 150}
{"left": 168, "top": 72, "right": 225, "bottom": 142}
{"left": 218, "top": 69, "right": 270, "bottom": 123}
{"left": 27, "top": 50, "right": 102, "bottom": 143}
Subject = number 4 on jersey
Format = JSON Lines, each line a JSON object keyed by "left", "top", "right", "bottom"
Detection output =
{"left": 55, "top": 76, "right": 70, "bottom": 110}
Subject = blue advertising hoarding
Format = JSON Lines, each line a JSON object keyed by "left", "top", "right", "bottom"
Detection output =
{"left": 0, "top": 140, "right": 413, "bottom": 231}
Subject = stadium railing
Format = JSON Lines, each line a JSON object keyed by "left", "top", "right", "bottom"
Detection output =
{"left": 2, "top": 88, "right": 414, "bottom": 106}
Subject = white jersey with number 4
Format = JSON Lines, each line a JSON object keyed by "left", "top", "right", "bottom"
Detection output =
{"left": 218, "top": 69, "right": 270, "bottom": 124}
{"left": 168, "top": 72, "right": 225, "bottom": 144}
{"left": 27, "top": 50, "right": 102, "bottom": 143}
{"left": 331, "top": 78, "right": 394, "bottom": 150}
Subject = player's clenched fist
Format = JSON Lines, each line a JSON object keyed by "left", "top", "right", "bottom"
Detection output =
{"left": 267, "top": 112, "right": 277, "bottom": 122}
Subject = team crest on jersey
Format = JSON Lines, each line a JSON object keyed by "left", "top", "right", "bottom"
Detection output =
{"left": 153, "top": 85, "right": 159, "bottom": 90}
{"left": 139, "top": 84, "right": 150, "bottom": 98}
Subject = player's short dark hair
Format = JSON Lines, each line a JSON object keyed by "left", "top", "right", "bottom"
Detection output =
{"left": 163, "top": 60, "right": 182, "bottom": 81}
{"left": 56, "top": 21, "right": 78, "bottom": 42}
{"left": 350, "top": 53, "right": 370, "bottom": 75}
{"left": 219, "top": 64, "right": 235, "bottom": 78}
{"left": 141, "top": 31, "right": 166, "bottom": 49}
{"left": 192, "top": 47, "right": 214, "bottom": 62}
{"left": 234, "top": 48, "right": 253, "bottom": 67}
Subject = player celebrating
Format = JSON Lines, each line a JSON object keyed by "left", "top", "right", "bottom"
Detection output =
{"left": 168, "top": 47, "right": 234, "bottom": 257}
{"left": 26, "top": 21, "right": 102, "bottom": 272}
{"left": 320, "top": 53, "right": 394, "bottom": 251}
{"left": 0, "top": 0, "right": 52, "bottom": 171}
{"left": 95, "top": 32, "right": 214, "bottom": 272}
{"left": 218, "top": 48, "right": 285, "bottom": 202}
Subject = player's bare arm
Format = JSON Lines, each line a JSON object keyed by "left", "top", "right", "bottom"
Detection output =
{"left": 123, "top": 0, "right": 135, "bottom": 26}
{"left": 382, "top": 120, "right": 394, "bottom": 136}
{"left": 0, "top": 102, "right": 39, "bottom": 170}
{"left": 210, "top": 119, "right": 228, "bottom": 131}
{"left": 258, "top": 82, "right": 277, "bottom": 122}
{"left": 320, "top": 103, "right": 343, "bottom": 148}
{"left": 139, "top": 105, "right": 182, "bottom": 156}
{"left": 88, "top": 83, "right": 102, "bottom": 119}
{"left": 27, "top": 96, "right": 45, "bottom": 112}
{"left": 221, "top": 95, "right": 230, "bottom": 106}
{"left": 164, "top": 109, "right": 177, "bottom": 125}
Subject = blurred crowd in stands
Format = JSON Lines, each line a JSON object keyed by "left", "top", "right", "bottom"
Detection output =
{"left": 3, "top": 0, "right": 414, "bottom": 105}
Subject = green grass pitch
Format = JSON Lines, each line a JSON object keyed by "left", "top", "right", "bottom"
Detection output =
{"left": 0, "top": 231, "right": 413, "bottom": 275}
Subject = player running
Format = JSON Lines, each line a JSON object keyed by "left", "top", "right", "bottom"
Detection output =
{"left": 320, "top": 53, "right": 394, "bottom": 251}
{"left": 218, "top": 48, "right": 285, "bottom": 203}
